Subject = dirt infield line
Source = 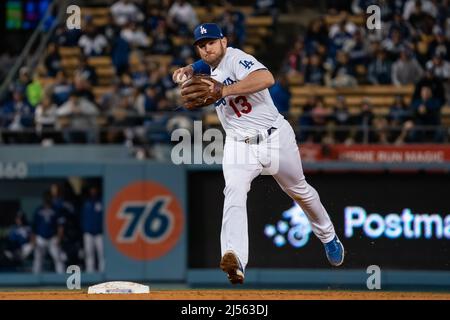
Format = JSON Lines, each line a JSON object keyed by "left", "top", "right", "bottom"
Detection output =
{"left": 0, "top": 290, "right": 449, "bottom": 300}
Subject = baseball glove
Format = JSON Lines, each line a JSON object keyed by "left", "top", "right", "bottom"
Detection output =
{"left": 180, "top": 74, "right": 224, "bottom": 110}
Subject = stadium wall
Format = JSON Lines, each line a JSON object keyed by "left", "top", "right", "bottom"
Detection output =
{"left": 0, "top": 146, "right": 449, "bottom": 289}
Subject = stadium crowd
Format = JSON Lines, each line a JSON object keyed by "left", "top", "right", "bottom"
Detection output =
{"left": 279, "top": 0, "right": 450, "bottom": 144}
{"left": 0, "top": 0, "right": 449, "bottom": 152}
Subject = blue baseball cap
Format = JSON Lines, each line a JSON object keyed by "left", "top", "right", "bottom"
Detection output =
{"left": 193, "top": 23, "right": 224, "bottom": 45}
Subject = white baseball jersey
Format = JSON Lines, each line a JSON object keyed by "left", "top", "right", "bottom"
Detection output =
{"left": 210, "top": 47, "right": 284, "bottom": 140}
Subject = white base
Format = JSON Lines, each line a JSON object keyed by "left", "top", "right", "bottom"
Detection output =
{"left": 88, "top": 281, "right": 150, "bottom": 294}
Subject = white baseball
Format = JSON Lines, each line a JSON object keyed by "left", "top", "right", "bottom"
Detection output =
{"left": 176, "top": 73, "right": 188, "bottom": 84}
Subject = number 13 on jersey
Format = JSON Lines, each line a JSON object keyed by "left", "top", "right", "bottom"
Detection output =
{"left": 229, "top": 96, "right": 252, "bottom": 118}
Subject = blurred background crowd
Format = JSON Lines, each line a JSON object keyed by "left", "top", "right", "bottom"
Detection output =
{"left": 0, "top": 0, "right": 449, "bottom": 154}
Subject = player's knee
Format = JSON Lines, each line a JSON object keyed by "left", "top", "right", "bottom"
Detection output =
{"left": 224, "top": 184, "right": 249, "bottom": 203}
{"left": 285, "top": 181, "right": 318, "bottom": 200}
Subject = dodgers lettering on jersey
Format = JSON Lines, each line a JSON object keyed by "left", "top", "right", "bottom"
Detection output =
{"left": 209, "top": 47, "right": 283, "bottom": 139}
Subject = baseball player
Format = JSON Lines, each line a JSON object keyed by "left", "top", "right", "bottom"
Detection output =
{"left": 81, "top": 185, "right": 105, "bottom": 273}
{"left": 173, "top": 23, "right": 344, "bottom": 284}
{"left": 31, "top": 191, "right": 65, "bottom": 274}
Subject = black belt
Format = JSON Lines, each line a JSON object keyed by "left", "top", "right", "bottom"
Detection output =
{"left": 244, "top": 127, "right": 277, "bottom": 144}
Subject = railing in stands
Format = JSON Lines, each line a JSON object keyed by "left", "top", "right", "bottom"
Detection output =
{"left": 0, "top": 0, "right": 69, "bottom": 101}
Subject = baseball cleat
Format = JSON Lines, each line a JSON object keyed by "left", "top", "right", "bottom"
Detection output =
{"left": 324, "top": 235, "right": 345, "bottom": 266}
{"left": 220, "top": 250, "right": 245, "bottom": 285}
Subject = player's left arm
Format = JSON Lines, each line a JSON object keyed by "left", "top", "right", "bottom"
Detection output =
{"left": 222, "top": 69, "right": 275, "bottom": 97}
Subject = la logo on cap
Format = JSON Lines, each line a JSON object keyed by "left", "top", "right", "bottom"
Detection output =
{"left": 200, "top": 25, "right": 207, "bottom": 34}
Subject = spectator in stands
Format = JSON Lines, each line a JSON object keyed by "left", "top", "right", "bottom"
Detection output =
{"left": 81, "top": 185, "right": 105, "bottom": 273}
{"left": 428, "top": 29, "right": 450, "bottom": 60}
{"left": 106, "top": 92, "right": 141, "bottom": 144}
{"left": 217, "top": 1, "right": 246, "bottom": 48}
{"left": 331, "top": 95, "right": 352, "bottom": 143}
{"left": 368, "top": 48, "right": 393, "bottom": 84}
{"left": 1, "top": 89, "right": 34, "bottom": 132}
{"left": 283, "top": 38, "right": 307, "bottom": 75}
{"left": 78, "top": 23, "right": 109, "bottom": 57}
{"left": 298, "top": 96, "right": 330, "bottom": 143}
{"left": 56, "top": 91, "right": 99, "bottom": 143}
{"left": 327, "top": 50, "right": 357, "bottom": 87}
{"left": 304, "top": 53, "right": 326, "bottom": 85}
{"left": 407, "top": 0, "right": 434, "bottom": 31}
{"left": 99, "top": 78, "right": 121, "bottom": 112}
{"left": 26, "top": 75, "right": 44, "bottom": 108}
{"left": 35, "top": 95, "right": 58, "bottom": 144}
{"left": 0, "top": 52, "right": 14, "bottom": 82}
{"left": 410, "top": 86, "right": 443, "bottom": 141}
{"left": 111, "top": 0, "right": 145, "bottom": 27}
{"left": 326, "top": 0, "right": 352, "bottom": 14}
{"left": 51, "top": 71, "right": 73, "bottom": 106}
{"left": 31, "top": 191, "right": 65, "bottom": 274}
{"left": 44, "top": 43, "right": 61, "bottom": 78}
{"left": 144, "top": 86, "right": 159, "bottom": 113}
{"left": 387, "top": 12, "right": 412, "bottom": 41}
{"left": 118, "top": 72, "right": 135, "bottom": 98}
{"left": 150, "top": 22, "right": 174, "bottom": 55}
{"left": 74, "top": 55, "right": 98, "bottom": 87}
{"left": 391, "top": 48, "right": 424, "bottom": 85}
{"left": 426, "top": 52, "right": 450, "bottom": 81}
{"left": 101, "top": 13, "right": 120, "bottom": 44}
{"left": 173, "top": 34, "right": 196, "bottom": 65}
{"left": 329, "top": 13, "right": 357, "bottom": 39}
{"left": 328, "top": 18, "right": 354, "bottom": 58}
{"left": 145, "top": 3, "right": 166, "bottom": 31}
{"left": 168, "top": 0, "right": 199, "bottom": 32}
{"left": 344, "top": 29, "right": 370, "bottom": 66}
{"left": 131, "top": 64, "right": 150, "bottom": 90}
{"left": 11, "top": 67, "right": 32, "bottom": 95}
{"left": 351, "top": 98, "right": 376, "bottom": 143}
{"left": 403, "top": 0, "right": 437, "bottom": 21}
{"left": 269, "top": 74, "right": 291, "bottom": 114}
{"left": 372, "top": 115, "right": 391, "bottom": 144}
{"left": 435, "top": 0, "right": 450, "bottom": 26}
{"left": 382, "top": 28, "right": 409, "bottom": 61}
{"left": 120, "top": 19, "right": 151, "bottom": 48}
{"left": 304, "top": 18, "right": 329, "bottom": 55}
{"left": 388, "top": 95, "right": 412, "bottom": 141}
{"left": 413, "top": 68, "right": 446, "bottom": 105}
{"left": 158, "top": 64, "right": 179, "bottom": 107}
{"left": 111, "top": 33, "right": 131, "bottom": 76}
{"left": 51, "top": 23, "right": 81, "bottom": 47}
{"left": 253, "top": 0, "right": 278, "bottom": 19}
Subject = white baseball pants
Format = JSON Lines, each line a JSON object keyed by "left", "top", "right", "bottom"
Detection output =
{"left": 32, "top": 236, "right": 64, "bottom": 274}
{"left": 221, "top": 118, "right": 336, "bottom": 270}
{"left": 83, "top": 233, "right": 105, "bottom": 273}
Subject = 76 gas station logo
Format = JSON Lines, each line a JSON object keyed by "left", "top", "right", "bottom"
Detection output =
{"left": 117, "top": 197, "right": 173, "bottom": 243}
{"left": 107, "top": 181, "right": 184, "bottom": 260}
